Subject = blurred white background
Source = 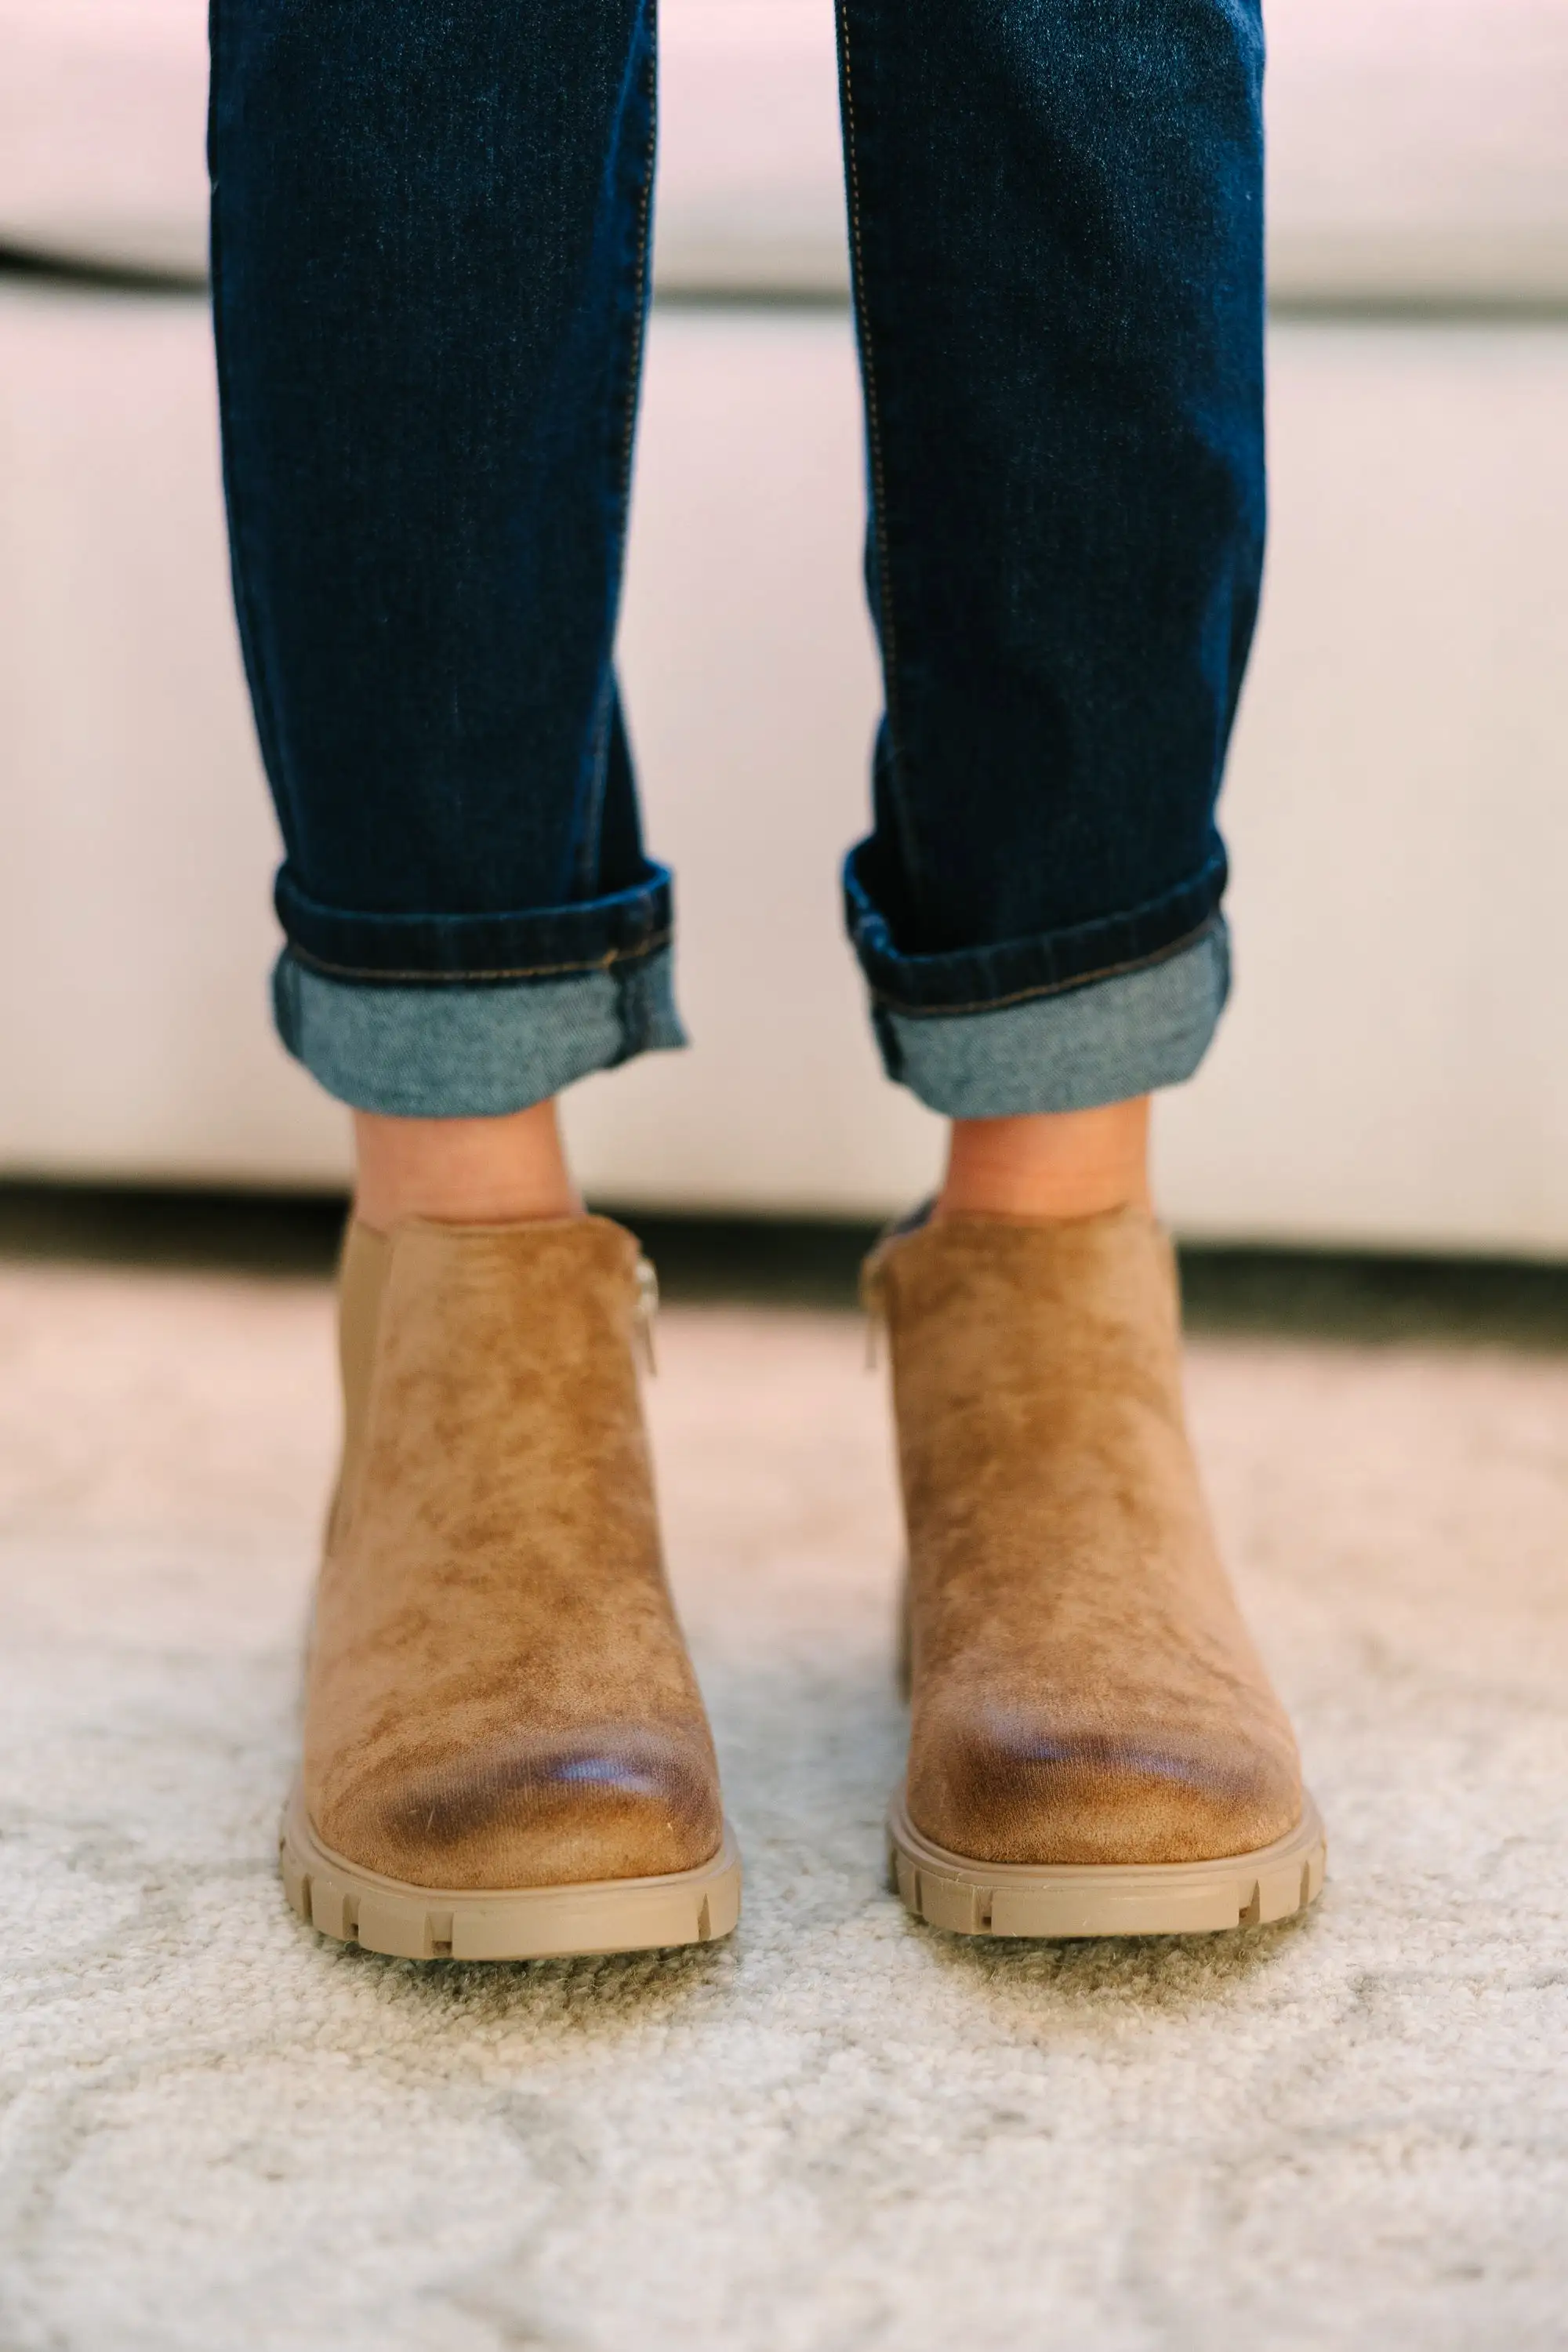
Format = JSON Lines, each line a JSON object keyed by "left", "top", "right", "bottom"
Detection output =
{"left": 1, "top": 0, "right": 1566, "bottom": 1245}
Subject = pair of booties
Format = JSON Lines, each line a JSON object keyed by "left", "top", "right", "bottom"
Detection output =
{"left": 280, "top": 1208, "right": 1323, "bottom": 1962}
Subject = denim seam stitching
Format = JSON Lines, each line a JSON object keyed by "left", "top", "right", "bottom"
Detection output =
{"left": 619, "top": 15, "right": 656, "bottom": 506}
{"left": 869, "top": 915, "right": 1220, "bottom": 1019}
{"left": 571, "top": 13, "right": 659, "bottom": 902}
{"left": 575, "top": 680, "right": 618, "bottom": 905}
{"left": 209, "top": 7, "right": 295, "bottom": 872}
{"left": 283, "top": 929, "right": 673, "bottom": 986}
{"left": 837, "top": 2, "right": 919, "bottom": 888}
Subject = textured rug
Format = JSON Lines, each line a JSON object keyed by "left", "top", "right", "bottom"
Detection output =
{"left": 2, "top": 1260, "right": 1566, "bottom": 2351}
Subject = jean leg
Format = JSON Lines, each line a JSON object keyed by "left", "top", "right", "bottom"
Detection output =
{"left": 835, "top": 0, "right": 1265, "bottom": 1115}
{"left": 209, "top": 0, "right": 681, "bottom": 1116}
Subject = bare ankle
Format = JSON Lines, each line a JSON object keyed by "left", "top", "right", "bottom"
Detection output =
{"left": 352, "top": 1101, "right": 582, "bottom": 1231}
{"left": 935, "top": 1100, "right": 1152, "bottom": 1223}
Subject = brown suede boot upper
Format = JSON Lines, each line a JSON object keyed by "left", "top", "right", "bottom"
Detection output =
{"left": 867, "top": 1206, "right": 1302, "bottom": 1867}
{"left": 303, "top": 1214, "right": 724, "bottom": 1891}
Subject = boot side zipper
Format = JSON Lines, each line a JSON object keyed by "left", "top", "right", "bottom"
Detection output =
{"left": 861, "top": 1255, "right": 887, "bottom": 1370}
{"left": 635, "top": 1255, "right": 659, "bottom": 1374}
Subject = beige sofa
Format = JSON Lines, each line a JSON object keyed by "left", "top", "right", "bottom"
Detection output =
{"left": 2, "top": 0, "right": 1566, "bottom": 1249}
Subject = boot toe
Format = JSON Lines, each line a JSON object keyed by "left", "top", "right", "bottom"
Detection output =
{"left": 909, "top": 1701, "right": 1301, "bottom": 1867}
{"left": 315, "top": 1721, "right": 724, "bottom": 1891}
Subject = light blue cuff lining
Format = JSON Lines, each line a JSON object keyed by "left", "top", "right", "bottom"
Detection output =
{"left": 873, "top": 918, "right": 1230, "bottom": 1117}
{"left": 272, "top": 946, "right": 687, "bottom": 1117}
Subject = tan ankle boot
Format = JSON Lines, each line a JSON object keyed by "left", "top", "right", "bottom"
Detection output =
{"left": 278, "top": 1214, "right": 739, "bottom": 1961}
{"left": 866, "top": 1207, "right": 1324, "bottom": 1938}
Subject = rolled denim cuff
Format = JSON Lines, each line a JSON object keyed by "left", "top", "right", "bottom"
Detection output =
{"left": 272, "top": 943, "right": 686, "bottom": 1116}
{"left": 869, "top": 917, "right": 1230, "bottom": 1116}
{"left": 845, "top": 839, "right": 1232, "bottom": 1115}
{"left": 274, "top": 858, "right": 673, "bottom": 982}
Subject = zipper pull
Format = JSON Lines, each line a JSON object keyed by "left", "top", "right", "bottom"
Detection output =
{"left": 858, "top": 1203, "right": 932, "bottom": 1372}
{"left": 635, "top": 1255, "right": 659, "bottom": 1375}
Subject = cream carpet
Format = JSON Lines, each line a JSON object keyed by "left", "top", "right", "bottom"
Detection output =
{"left": 2, "top": 1259, "right": 1566, "bottom": 2351}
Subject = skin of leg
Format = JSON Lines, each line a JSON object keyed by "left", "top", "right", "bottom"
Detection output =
{"left": 352, "top": 1102, "right": 581, "bottom": 1232}
{"left": 354, "top": 1096, "right": 1149, "bottom": 1232}
{"left": 936, "top": 1100, "right": 1151, "bottom": 1223}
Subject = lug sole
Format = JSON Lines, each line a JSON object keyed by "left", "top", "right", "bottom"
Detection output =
{"left": 888, "top": 1788, "right": 1326, "bottom": 1940}
{"left": 279, "top": 1782, "right": 742, "bottom": 1962}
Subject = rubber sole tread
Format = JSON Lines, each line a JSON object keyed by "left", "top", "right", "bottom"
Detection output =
{"left": 888, "top": 1788, "right": 1327, "bottom": 1939}
{"left": 279, "top": 1783, "right": 742, "bottom": 1962}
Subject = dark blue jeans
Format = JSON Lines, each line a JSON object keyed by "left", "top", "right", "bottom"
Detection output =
{"left": 209, "top": 0, "right": 1265, "bottom": 1120}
